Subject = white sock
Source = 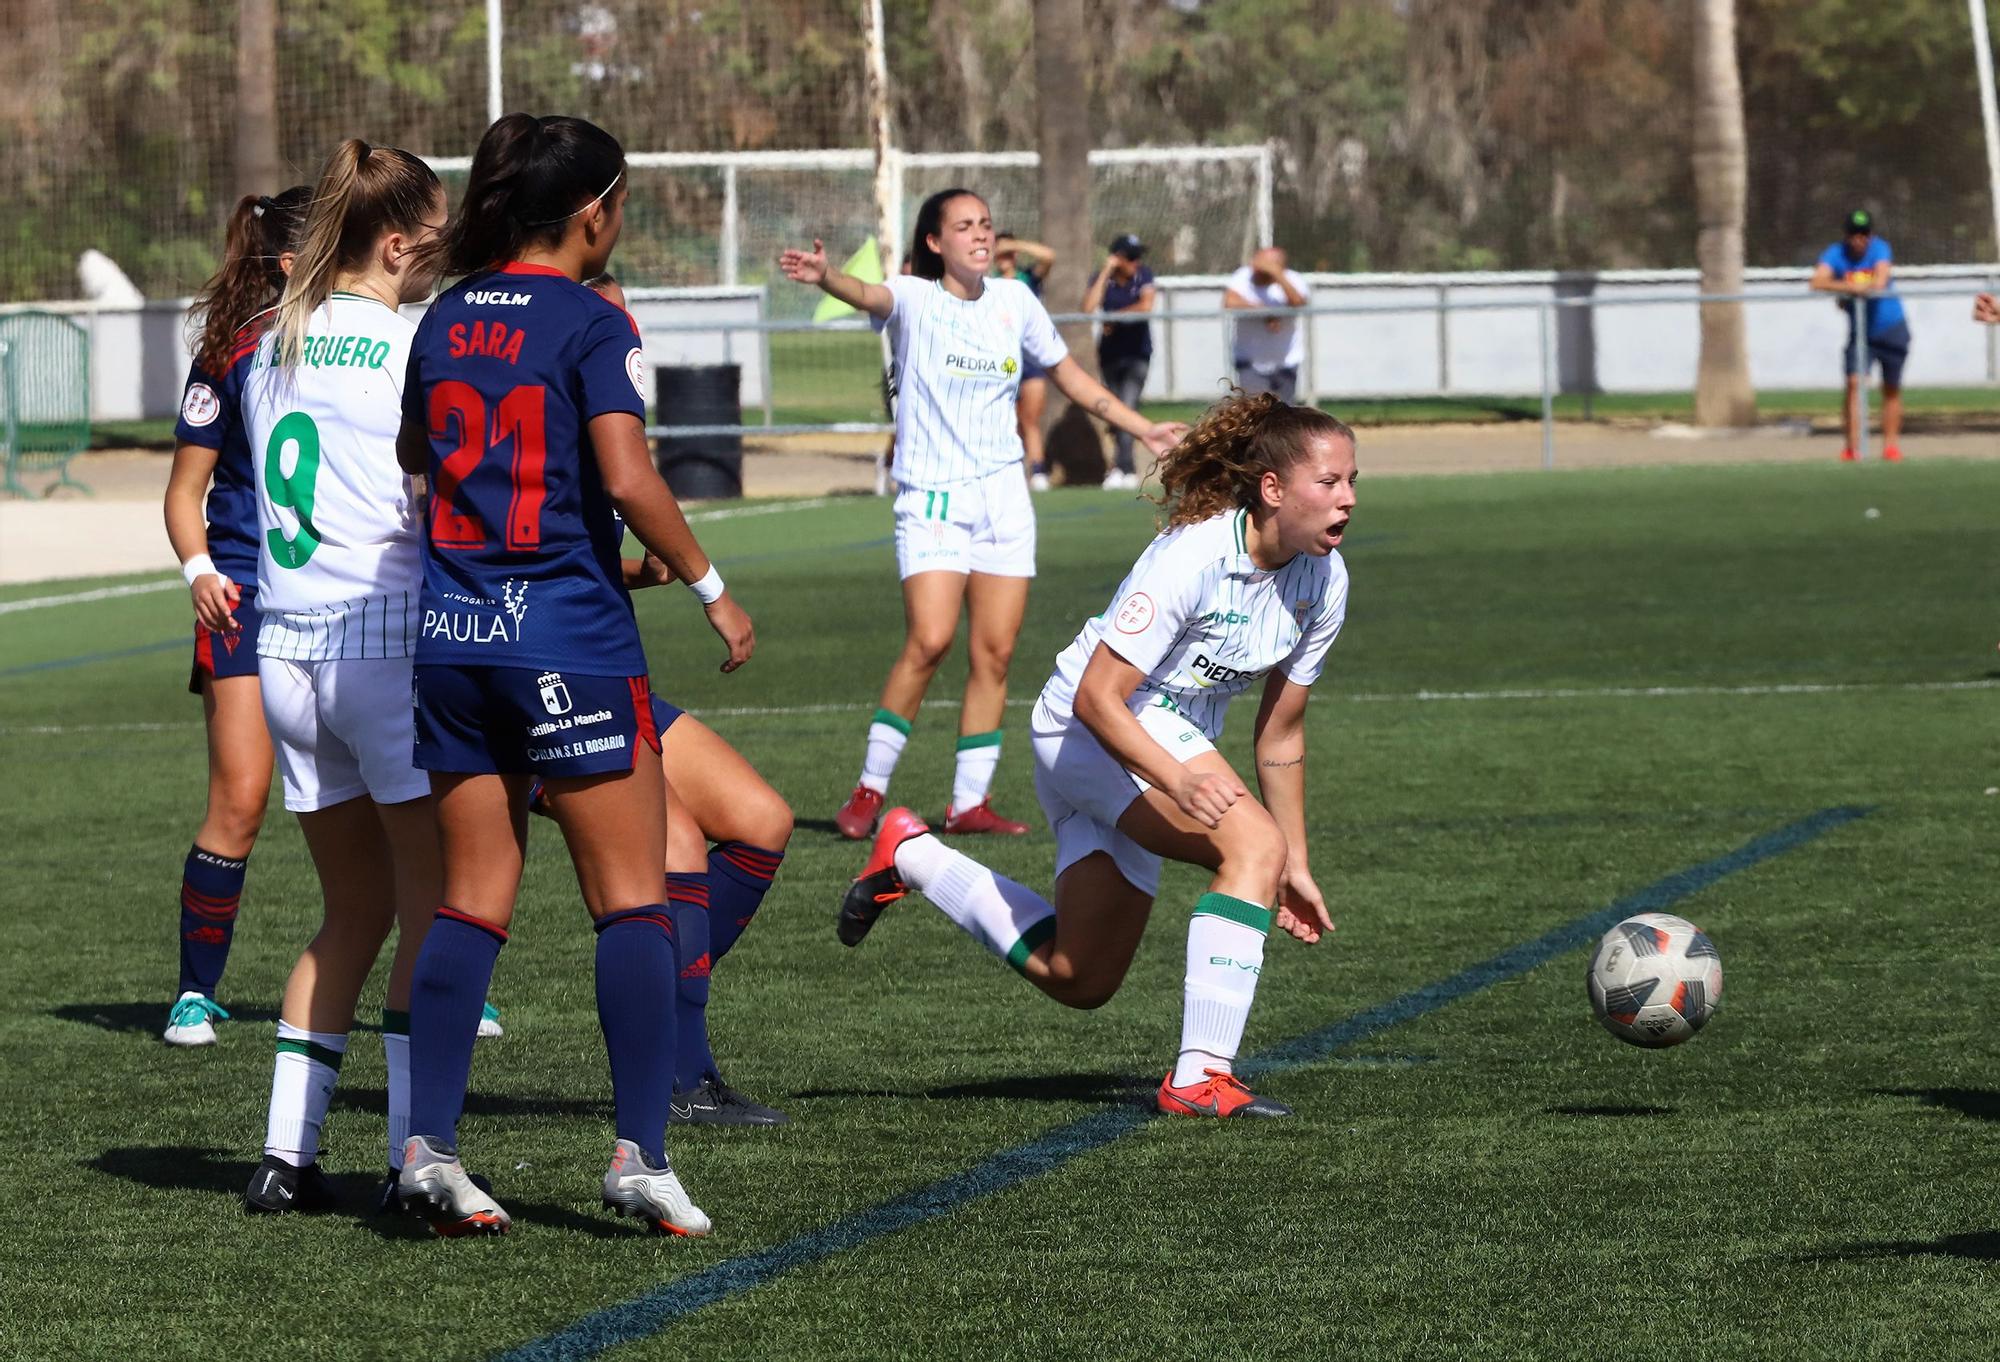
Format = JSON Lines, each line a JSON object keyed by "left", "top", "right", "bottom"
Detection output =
{"left": 951, "top": 731, "right": 1003, "bottom": 812}
{"left": 383, "top": 1022, "right": 410, "bottom": 1172}
{"left": 1171, "top": 894, "right": 1271, "bottom": 1087}
{"left": 895, "top": 832, "right": 1056, "bottom": 974}
{"left": 265, "top": 1021, "right": 348, "bottom": 1164}
{"left": 859, "top": 709, "right": 911, "bottom": 795}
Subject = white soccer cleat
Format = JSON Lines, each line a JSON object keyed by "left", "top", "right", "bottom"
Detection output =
{"left": 477, "top": 1001, "right": 504, "bottom": 1039}
{"left": 602, "top": 1138, "right": 711, "bottom": 1236}
{"left": 398, "top": 1135, "right": 510, "bottom": 1236}
{"left": 163, "top": 990, "right": 227, "bottom": 1046}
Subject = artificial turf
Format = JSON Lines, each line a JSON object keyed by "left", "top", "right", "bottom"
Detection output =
{"left": 2, "top": 457, "right": 1996, "bottom": 1360}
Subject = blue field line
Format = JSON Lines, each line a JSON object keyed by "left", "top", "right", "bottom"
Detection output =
{"left": 0, "top": 638, "right": 184, "bottom": 679}
{"left": 493, "top": 803, "right": 1870, "bottom": 1362}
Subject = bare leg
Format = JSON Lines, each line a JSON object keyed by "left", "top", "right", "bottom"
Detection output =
{"left": 1882, "top": 384, "right": 1903, "bottom": 447}
{"left": 1018, "top": 377, "right": 1049, "bottom": 474}
{"left": 1844, "top": 375, "right": 1862, "bottom": 451}
{"left": 197, "top": 674, "right": 272, "bottom": 858}
{"left": 661, "top": 715, "right": 795, "bottom": 859}
{"left": 960, "top": 572, "right": 1028, "bottom": 736}
{"left": 877, "top": 570, "right": 968, "bottom": 719}
{"left": 278, "top": 796, "right": 397, "bottom": 1034}
{"left": 375, "top": 795, "right": 443, "bottom": 1011}
{"left": 432, "top": 771, "right": 531, "bottom": 930}
{"left": 540, "top": 761, "right": 670, "bottom": 918}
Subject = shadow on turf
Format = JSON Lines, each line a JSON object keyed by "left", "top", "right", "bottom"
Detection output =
{"left": 52, "top": 1001, "right": 379, "bottom": 1036}
{"left": 333, "top": 1085, "right": 611, "bottom": 1121}
{"left": 1807, "top": 1230, "right": 2000, "bottom": 1263}
{"left": 1545, "top": 1103, "right": 1677, "bottom": 1118}
{"left": 796, "top": 1070, "right": 1153, "bottom": 1105}
{"left": 1872, "top": 1087, "right": 2000, "bottom": 1122}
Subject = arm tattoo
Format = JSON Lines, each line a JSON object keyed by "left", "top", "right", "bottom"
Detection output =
{"left": 1091, "top": 396, "right": 1111, "bottom": 417}
{"left": 1259, "top": 755, "right": 1304, "bottom": 769}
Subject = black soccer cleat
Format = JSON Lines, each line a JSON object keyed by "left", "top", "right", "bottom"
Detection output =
{"left": 671, "top": 1078, "right": 790, "bottom": 1127}
{"left": 244, "top": 1154, "right": 340, "bottom": 1215}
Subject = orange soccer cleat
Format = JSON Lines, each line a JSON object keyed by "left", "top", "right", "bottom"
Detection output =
{"left": 1156, "top": 1068, "right": 1294, "bottom": 1119}
{"left": 836, "top": 806, "right": 931, "bottom": 947}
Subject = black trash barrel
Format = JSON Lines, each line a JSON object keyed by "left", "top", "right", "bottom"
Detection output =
{"left": 654, "top": 364, "right": 743, "bottom": 500}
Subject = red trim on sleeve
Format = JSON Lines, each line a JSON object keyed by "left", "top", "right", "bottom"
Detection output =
{"left": 498, "top": 261, "right": 571, "bottom": 278}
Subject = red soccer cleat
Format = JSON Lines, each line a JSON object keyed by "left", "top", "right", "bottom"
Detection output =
{"left": 1156, "top": 1068, "right": 1294, "bottom": 1119}
{"left": 1882, "top": 444, "right": 1903, "bottom": 462}
{"left": 833, "top": 784, "right": 885, "bottom": 840}
{"left": 836, "top": 806, "right": 930, "bottom": 947}
{"left": 941, "top": 798, "right": 1030, "bottom": 836}
{"left": 1839, "top": 447, "right": 1859, "bottom": 462}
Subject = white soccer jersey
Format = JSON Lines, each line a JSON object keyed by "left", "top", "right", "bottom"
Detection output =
{"left": 242, "top": 294, "right": 423, "bottom": 659}
{"left": 1037, "top": 509, "right": 1348, "bottom": 741}
{"left": 876, "top": 274, "right": 1069, "bottom": 490}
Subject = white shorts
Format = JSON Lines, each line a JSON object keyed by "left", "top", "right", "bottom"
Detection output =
{"left": 1029, "top": 697, "right": 1217, "bottom": 898}
{"left": 259, "top": 655, "right": 429, "bottom": 813}
{"left": 893, "top": 464, "right": 1036, "bottom": 580}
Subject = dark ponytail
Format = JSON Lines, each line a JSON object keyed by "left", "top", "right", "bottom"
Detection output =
{"left": 434, "top": 114, "right": 626, "bottom": 278}
{"left": 187, "top": 186, "right": 310, "bottom": 373}
{"left": 908, "top": 187, "right": 983, "bottom": 281}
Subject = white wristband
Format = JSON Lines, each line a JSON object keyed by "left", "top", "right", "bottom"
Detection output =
{"left": 687, "top": 565, "right": 725, "bottom": 605}
{"left": 182, "top": 554, "right": 218, "bottom": 587}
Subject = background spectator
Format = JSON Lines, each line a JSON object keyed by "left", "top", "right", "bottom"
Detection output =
{"left": 1809, "top": 209, "right": 1909, "bottom": 461}
{"left": 1083, "top": 233, "right": 1156, "bottom": 490}
{"left": 1224, "top": 246, "right": 1309, "bottom": 402}
{"left": 995, "top": 232, "right": 1058, "bottom": 490}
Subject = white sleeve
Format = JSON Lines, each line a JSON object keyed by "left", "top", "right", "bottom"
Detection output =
{"left": 1282, "top": 565, "right": 1348, "bottom": 687}
{"left": 871, "top": 274, "right": 924, "bottom": 336}
{"left": 1098, "top": 537, "right": 1205, "bottom": 677}
{"left": 1286, "top": 270, "right": 1311, "bottom": 302}
{"left": 1020, "top": 285, "right": 1069, "bottom": 369}
{"left": 1226, "top": 266, "right": 1257, "bottom": 299}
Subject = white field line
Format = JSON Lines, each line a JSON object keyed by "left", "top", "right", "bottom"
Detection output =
{"left": 686, "top": 497, "right": 840, "bottom": 522}
{"left": 0, "top": 579, "right": 181, "bottom": 615}
{"left": 6, "top": 676, "right": 1994, "bottom": 739}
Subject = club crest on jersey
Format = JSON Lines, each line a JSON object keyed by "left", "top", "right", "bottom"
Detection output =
{"left": 538, "top": 672, "right": 573, "bottom": 716}
{"left": 1294, "top": 598, "right": 1313, "bottom": 626}
{"left": 181, "top": 382, "right": 221, "bottom": 427}
{"left": 625, "top": 347, "right": 646, "bottom": 399}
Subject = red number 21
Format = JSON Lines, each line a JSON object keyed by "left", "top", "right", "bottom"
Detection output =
{"left": 427, "top": 381, "right": 549, "bottom": 551}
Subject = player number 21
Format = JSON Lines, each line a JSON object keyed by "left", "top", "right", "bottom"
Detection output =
{"left": 428, "top": 380, "right": 550, "bottom": 551}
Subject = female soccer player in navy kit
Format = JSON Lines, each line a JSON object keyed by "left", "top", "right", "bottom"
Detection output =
{"left": 840, "top": 391, "right": 1352, "bottom": 1120}
{"left": 397, "top": 114, "right": 753, "bottom": 1238}
{"left": 782, "top": 189, "right": 1183, "bottom": 844}
{"left": 161, "top": 185, "right": 309, "bottom": 1046}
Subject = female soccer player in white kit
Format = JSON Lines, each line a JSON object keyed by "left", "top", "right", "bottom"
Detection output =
{"left": 838, "top": 391, "right": 1354, "bottom": 1118}
{"left": 780, "top": 189, "right": 1185, "bottom": 841}
{"left": 236, "top": 139, "right": 449, "bottom": 1210}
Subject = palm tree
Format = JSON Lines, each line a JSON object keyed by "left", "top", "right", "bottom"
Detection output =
{"left": 1693, "top": 0, "right": 1756, "bottom": 426}
{"left": 234, "top": 0, "right": 280, "bottom": 204}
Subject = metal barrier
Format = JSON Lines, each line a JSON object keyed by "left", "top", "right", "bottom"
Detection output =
{"left": 635, "top": 279, "right": 1995, "bottom": 471}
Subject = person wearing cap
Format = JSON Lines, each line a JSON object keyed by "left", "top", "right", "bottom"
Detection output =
{"left": 1084, "top": 234, "right": 1158, "bottom": 490}
{"left": 1810, "top": 209, "right": 1909, "bottom": 461}
{"left": 1225, "top": 246, "right": 1311, "bottom": 404}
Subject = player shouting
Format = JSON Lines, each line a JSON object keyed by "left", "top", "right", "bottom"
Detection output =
{"left": 839, "top": 390, "right": 1354, "bottom": 1119}
{"left": 781, "top": 188, "right": 1183, "bottom": 843}
{"left": 395, "top": 114, "right": 753, "bottom": 1238}
{"left": 161, "top": 185, "right": 309, "bottom": 1046}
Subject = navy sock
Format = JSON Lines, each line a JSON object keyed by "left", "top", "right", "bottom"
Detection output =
{"left": 178, "top": 844, "right": 246, "bottom": 997}
{"left": 664, "top": 874, "right": 714, "bottom": 1092}
{"left": 707, "top": 842, "right": 784, "bottom": 962}
{"left": 594, "top": 906, "right": 677, "bottom": 1165}
{"left": 408, "top": 909, "right": 506, "bottom": 1152}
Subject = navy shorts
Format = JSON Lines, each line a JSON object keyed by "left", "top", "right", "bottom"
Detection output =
{"left": 414, "top": 664, "right": 662, "bottom": 777}
{"left": 1844, "top": 322, "right": 1910, "bottom": 388}
{"left": 188, "top": 582, "right": 265, "bottom": 694}
{"left": 649, "top": 694, "right": 686, "bottom": 735}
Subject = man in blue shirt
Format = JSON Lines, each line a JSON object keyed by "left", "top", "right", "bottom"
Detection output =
{"left": 1810, "top": 209, "right": 1910, "bottom": 461}
{"left": 1082, "top": 233, "right": 1157, "bottom": 490}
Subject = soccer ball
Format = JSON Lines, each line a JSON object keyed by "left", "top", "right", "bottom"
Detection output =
{"left": 1586, "top": 912, "right": 1722, "bottom": 1048}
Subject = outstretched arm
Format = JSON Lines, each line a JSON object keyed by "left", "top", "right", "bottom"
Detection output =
{"left": 778, "top": 238, "right": 894, "bottom": 319}
{"left": 164, "top": 442, "right": 239, "bottom": 634}
{"left": 1046, "top": 356, "right": 1186, "bottom": 458}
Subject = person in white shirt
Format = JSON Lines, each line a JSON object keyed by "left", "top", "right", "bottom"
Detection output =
{"left": 237, "top": 137, "right": 449, "bottom": 1215}
{"left": 781, "top": 189, "right": 1185, "bottom": 842}
{"left": 837, "top": 388, "right": 1356, "bottom": 1121}
{"left": 1224, "top": 246, "right": 1311, "bottom": 403}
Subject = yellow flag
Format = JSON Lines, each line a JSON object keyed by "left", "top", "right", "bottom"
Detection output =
{"left": 812, "top": 239, "right": 886, "bottom": 321}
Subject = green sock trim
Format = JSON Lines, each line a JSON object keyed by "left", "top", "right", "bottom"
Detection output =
{"left": 870, "top": 707, "right": 913, "bottom": 736}
{"left": 955, "top": 729, "right": 1004, "bottom": 751}
{"left": 1192, "top": 892, "right": 1272, "bottom": 935}
{"left": 276, "top": 1037, "right": 348, "bottom": 1070}
{"left": 1004, "top": 915, "right": 1058, "bottom": 977}
{"left": 381, "top": 1009, "right": 411, "bottom": 1036}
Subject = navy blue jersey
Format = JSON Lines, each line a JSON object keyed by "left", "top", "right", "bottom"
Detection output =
{"left": 405, "top": 262, "right": 650, "bottom": 676}
{"left": 174, "top": 327, "right": 264, "bottom": 582}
